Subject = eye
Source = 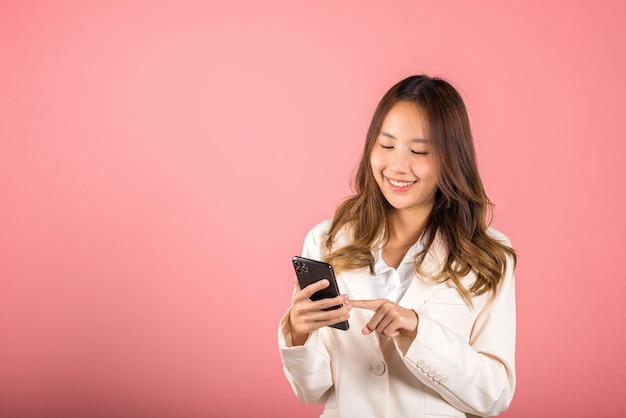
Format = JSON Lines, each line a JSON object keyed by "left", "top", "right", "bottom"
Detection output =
{"left": 411, "top": 150, "right": 428, "bottom": 155}
{"left": 380, "top": 144, "right": 394, "bottom": 150}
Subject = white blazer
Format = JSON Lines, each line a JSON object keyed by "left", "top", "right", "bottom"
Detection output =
{"left": 278, "top": 219, "right": 516, "bottom": 418}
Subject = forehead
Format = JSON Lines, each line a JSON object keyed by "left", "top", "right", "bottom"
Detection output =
{"left": 380, "top": 101, "right": 429, "bottom": 137}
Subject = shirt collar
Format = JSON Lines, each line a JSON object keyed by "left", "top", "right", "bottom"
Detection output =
{"left": 372, "top": 233, "right": 425, "bottom": 275}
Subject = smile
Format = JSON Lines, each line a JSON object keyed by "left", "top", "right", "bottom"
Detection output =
{"left": 388, "top": 178, "right": 417, "bottom": 187}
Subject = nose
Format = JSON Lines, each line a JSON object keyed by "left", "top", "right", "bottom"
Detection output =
{"left": 389, "top": 149, "right": 410, "bottom": 173}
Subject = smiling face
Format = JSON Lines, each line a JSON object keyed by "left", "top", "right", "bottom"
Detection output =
{"left": 370, "top": 101, "right": 440, "bottom": 219}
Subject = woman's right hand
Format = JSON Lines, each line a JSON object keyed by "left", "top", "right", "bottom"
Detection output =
{"left": 288, "top": 278, "right": 351, "bottom": 346}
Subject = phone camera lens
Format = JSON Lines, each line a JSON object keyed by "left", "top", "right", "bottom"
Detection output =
{"left": 294, "top": 261, "right": 309, "bottom": 275}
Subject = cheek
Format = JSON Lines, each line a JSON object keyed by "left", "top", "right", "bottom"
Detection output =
{"left": 413, "top": 160, "right": 439, "bottom": 181}
{"left": 431, "top": 163, "right": 442, "bottom": 183}
{"left": 369, "top": 155, "right": 385, "bottom": 188}
{"left": 369, "top": 150, "right": 385, "bottom": 173}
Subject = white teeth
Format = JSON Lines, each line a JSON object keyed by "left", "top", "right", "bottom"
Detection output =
{"left": 389, "top": 179, "right": 415, "bottom": 187}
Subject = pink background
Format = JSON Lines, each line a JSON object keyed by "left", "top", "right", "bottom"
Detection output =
{"left": 1, "top": 1, "right": 625, "bottom": 417}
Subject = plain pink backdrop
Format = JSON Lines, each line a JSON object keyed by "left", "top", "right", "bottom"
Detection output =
{"left": 1, "top": 1, "right": 625, "bottom": 417}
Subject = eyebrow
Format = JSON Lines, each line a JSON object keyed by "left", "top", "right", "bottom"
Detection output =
{"left": 380, "top": 130, "right": 429, "bottom": 143}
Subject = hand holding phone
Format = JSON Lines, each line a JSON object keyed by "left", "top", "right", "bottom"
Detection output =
{"left": 292, "top": 256, "right": 349, "bottom": 331}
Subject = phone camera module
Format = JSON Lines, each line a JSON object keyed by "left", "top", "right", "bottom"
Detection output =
{"left": 294, "top": 261, "right": 309, "bottom": 275}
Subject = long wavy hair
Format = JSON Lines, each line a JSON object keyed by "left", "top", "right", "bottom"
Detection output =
{"left": 324, "top": 75, "right": 516, "bottom": 302}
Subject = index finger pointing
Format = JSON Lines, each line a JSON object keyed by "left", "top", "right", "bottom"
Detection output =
{"left": 350, "top": 299, "right": 386, "bottom": 311}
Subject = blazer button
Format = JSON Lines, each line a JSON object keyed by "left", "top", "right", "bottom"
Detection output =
{"left": 369, "top": 361, "right": 386, "bottom": 376}
{"left": 416, "top": 360, "right": 426, "bottom": 369}
{"left": 428, "top": 370, "right": 436, "bottom": 378}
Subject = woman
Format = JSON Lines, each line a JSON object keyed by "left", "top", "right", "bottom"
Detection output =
{"left": 278, "top": 75, "right": 517, "bottom": 418}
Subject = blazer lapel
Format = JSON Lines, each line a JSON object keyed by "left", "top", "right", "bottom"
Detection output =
{"left": 337, "top": 268, "right": 373, "bottom": 301}
{"left": 399, "top": 230, "right": 449, "bottom": 308}
{"left": 336, "top": 268, "right": 384, "bottom": 350}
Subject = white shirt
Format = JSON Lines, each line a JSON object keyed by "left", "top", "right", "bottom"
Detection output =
{"left": 372, "top": 238, "right": 424, "bottom": 303}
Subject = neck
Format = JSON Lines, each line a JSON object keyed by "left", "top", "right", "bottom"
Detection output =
{"left": 388, "top": 207, "right": 431, "bottom": 247}
{"left": 381, "top": 209, "right": 430, "bottom": 269}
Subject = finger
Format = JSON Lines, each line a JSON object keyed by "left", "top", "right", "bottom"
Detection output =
{"left": 371, "top": 306, "right": 417, "bottom": 338}
{"left": 298, "top": 297, "right": 351, "bottom": 321}
{"left": 302, "top": 279, "right": 330, "bottom": 298}
{"left": 308, "top": 305, "right": 351, "bottom": 323}
{"left": 312, "top": 294, "right": 350, "bottom": 311}
{"left": 361, "top": 304, "right": 385, "bottom": 335}
{"left": 376, "top": 313, "right": 399, "bottom": 337}
{"left": 360, "top": 300, "right": 393, "bottom": 335}
{"left": 350, "top": 299, "right": 386, "bottom": 311}
{"left": 294, "top": 306, "right": 351, "bottom": 333}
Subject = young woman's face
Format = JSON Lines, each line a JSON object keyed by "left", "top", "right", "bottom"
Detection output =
{"left": 370, "top": 101, "right": 440, "bottom": 217}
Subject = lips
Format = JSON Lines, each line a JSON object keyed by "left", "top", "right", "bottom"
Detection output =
{"left": 386, "top": 177, "right": 417, "bottom": 191}
{"left": 389, "top": 179, "right": 416, "bottom": 187}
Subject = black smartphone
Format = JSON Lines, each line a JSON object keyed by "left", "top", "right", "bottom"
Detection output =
{"left": 292, "top": 256, "right": 349, "bottom": 331}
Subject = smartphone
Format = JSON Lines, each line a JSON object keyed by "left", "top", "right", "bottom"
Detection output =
{"left": 292, "top": 256, "right": 349, "bottom": 331}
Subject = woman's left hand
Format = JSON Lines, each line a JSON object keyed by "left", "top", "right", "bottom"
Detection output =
{"left": 350, "top": 299, "right": 419, "bottom": 349}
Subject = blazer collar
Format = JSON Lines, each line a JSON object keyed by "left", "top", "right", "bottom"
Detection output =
{"left": 335, "top": 228, "right": 450, "bottom": 306}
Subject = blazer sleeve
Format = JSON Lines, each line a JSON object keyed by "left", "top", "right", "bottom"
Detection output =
{"left": 277, "top": 222, "right": 334, "bottom": 404}
{"left": 398, "top": 250, "right": 516, "bottom": 416}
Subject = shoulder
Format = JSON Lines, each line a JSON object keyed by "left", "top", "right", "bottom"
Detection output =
{"left": 306, "top": 218, "right": 333, "bottom": 239}
{"left": 301, "top": 218, "right": 330, "bottom": 248}
{"left": 487, "top": 227, "right": 512, "bottom": 248}
{"left": 301, "top": 219, "right": 332, "bottom": 261}
{"left": 301, "top": 219, "right": 351, "bottom": 260}
{"left": 486, "top": 227, "right": 516, "bottom": 281}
